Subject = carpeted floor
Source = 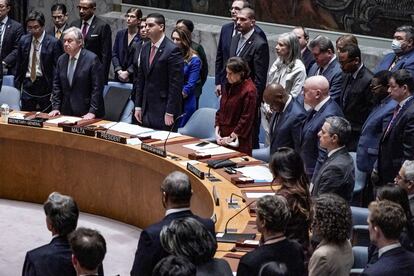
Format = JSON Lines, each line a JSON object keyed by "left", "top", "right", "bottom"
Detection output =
{"left": 0, "top": 199, "right": 141, "bottom": 276}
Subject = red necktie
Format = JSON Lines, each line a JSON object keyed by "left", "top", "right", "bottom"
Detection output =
{"left": 384, "top": 105, "right": 401, "bottom": 137}
{"left": 82, "top": 22, "right": 88, "bottom": 37}
{"left": 149, "top": 45, "right": 157, "bottom": 65}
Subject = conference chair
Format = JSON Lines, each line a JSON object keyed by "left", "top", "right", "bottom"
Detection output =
{"left": 3, "top": 75, "right": 15, "bottom": 87}
{"left": 350, "top": 246, "right": 368, "bottom": 275}
{"left": 103, "top": 82, "right": 134, "bottom": 123}
{"left": 0, "top": 85, "right": 20, "bottom": 111}
{"left": 178, "top": 108, "right": 216, "bottom": 141}
{"left": 350, "top": 152, "right": 368, "bottom": 206}
{"left": 252, "top": 146, "right": 270, "bottom": 162}
{"left": 351, "top": 206, "right": 370, "bottom": 246}
{"left": 199, "top": 76, "right": 219, "bottom": 109}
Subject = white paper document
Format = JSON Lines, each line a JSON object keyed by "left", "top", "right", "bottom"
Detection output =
{"left": 245, "top": 192, "right": 275, "bottom": 198}
{"left": 178, "top": 160, "right": 200, "bottom": 167}
{"left": 196, "top": 146, "right": 236, "bottom": 156}
{"left": 9, "top": 113, "right": 25, "bottom": 119}
{"left": 235, "top": 165, "right": 273, "bottom": 182}
{"left": 183, "top": 142, "right": 219, "bottom": 151}
{"left": 127, "top": 138, "right": 142, "bottom": 145}
{"left": 46, "top": 116, "right": 82, "bottom": 125}
{"left": 150, "top": 130, "right": 182, "bottom": 140}
{"left": 101, "top": 122, "right": 153, "bottom": 136}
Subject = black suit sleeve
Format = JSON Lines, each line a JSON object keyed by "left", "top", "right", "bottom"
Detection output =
{"left": 101, "top": 23, "right": 112, "bottom": 80}
{"left": 89, "top": 55, "right": 104, "bottom": 115}
{"left": 14, "top": 38, "right": 25, "bottom": 89}
{"left": 197, "top": 44, "right": 208, "bottom": 86}
{"left": 315, "top": 165, "right": 345, "bottom": 195}
{"left": 22, "top": 253, "right": 35, "bottom": 276}
{"left": 215, "top": 26, "right": 225, "bottom": 85}
{"left": 403, "top": 113, "right": 414, "bottom": 160}
{"left": 130, "top": 230, "right": 158, "bottom": 276}
{"left": 51, "top": 57, "right": 64, "bottom": 111}
{"left": 3, "top": 23, "right": 24, "bottom": 69}
{"left": 134, "top": 46, "right": 145, "bottom": 109}
{"left": 166, "top": 46, "right": 184, "bottom": 116}
{"left": 253, "top": 41, "right": 270, "bottom": 100}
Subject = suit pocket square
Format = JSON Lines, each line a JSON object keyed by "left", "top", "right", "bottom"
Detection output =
{"left": 90, "top": 34, "right": 99, "bottom": 38}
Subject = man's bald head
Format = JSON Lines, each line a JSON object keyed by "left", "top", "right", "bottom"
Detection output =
{"left": 304, "top": 76, "right": 330, "bottom": 107}
{"left": 263, "top": 83, "right": 288, "bottom": 113}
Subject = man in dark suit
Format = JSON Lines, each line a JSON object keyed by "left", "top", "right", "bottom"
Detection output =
{"left": 71, "top": 0, "right": 111, "bottom": 83}
{"left": 15, "top": 11, "right": 63, "bottom": 112}
{"left": 46, "top": 3, "right": 69, "bottom": 41}
{"left": 308, "top": 35, "right": 343, "bottom": 104}
{"left": 376, "top": 69, "right": 414, "bottom": 186}
{"left": 293, "top": 26, "right": 315, "bottom": 75}
{"left": 215, "top": 0, "right": 267, "bottom": 96}
{"left": 339, "top": 43, "right": 374, "bottom": 151}
{"left": 263, "top": 83, "right": 307, "bottom": 155}
{"left": 311, "top": 116, "right": 355, "bottom": 202}
{"left": 0, "top": 0, "right": 24, "bottom": 74}
{"left": 130, "top": 171, "right": 215, "bottom": 276}
{"left": 22, "top": 192, "right": 79, "bottom": 276}
{"left": 134, "top": 13, "right": 184, "bottom": 131}
{"left": 299, "top": 75, "right": 344, "bottom": 179}
{"left": 49, "top": 27, "right": 104, "bottom": 119}
{"left": 363, "top": 200, "right": 414, "bottom": 275}
{"left": 375, "top": 25, "right": 414, "bottom": 76}
{"left": 395, "top": 160, "right": 414, "bottom": 216}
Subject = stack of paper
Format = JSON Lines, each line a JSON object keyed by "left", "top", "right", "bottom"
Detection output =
{"left": 235, "top": 165, "right": 273, "bottom": 182}
{"left": 101, "top": 122, "right": 153, "bottom": 136}
{"left": 46, "top": 116, "right": 82, "bottom": 125}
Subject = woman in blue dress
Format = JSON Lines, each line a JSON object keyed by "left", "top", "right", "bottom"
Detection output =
{"left": 171, "top": 28, "right": 201, "bottom": 127}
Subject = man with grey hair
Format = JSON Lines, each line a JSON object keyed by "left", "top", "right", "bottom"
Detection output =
{"left": 311, "top": 116, "right": 355, "bottom": 202}
{"left": 375, "top": 25, "right": 414, "bottom": 76}
{"left": 131, "top": 171, "right": 215, "bottom": 276}
{"left": 308, "top": 35, "right": 343, "bottom": 103}
{"left": 395, "top": 160, "right": 414, "bottom": 215}
{"left": 22, "top": 192, "right": 79, "bottom": 275}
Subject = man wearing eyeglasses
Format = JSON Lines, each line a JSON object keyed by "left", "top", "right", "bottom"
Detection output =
{"left": 70, "top": 0, "right": 111, "bottom": 83}
{"left": 395, "top": 160, "right": 414, "bottom": 215}
{"left": 46, "top": 3, "right": 69, "bottom": 42}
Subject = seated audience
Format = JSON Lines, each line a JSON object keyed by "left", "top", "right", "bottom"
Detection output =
{"left": 362, "top": 200, "right": 414, "bottom": 275}
{"left": 237, "top": 195, "right": 305, "bottom": 276}
{"left": 131, "top": 171, "right": 215, "bottom": 276}
{"left": 395, "top": 160, "right": 414, "bottom": 215}
{"left": 269, "top": 147, "right": 312, "bottom": 253}
{"left": 311, "top": 116, "right": 355, "bottom": 202}
{"left": 153, "top": 256, "right": 196, "bottom": 276}
{"left": 215, "top": 57, "right": 256, "bottom": 155}
{"left": 22, "top": 192, "right": 79, "bottom": 276}
{"left": 171, "top": 27, "right": 201, "bottom": 127}
{"left": 309, "top": 193, "right": 353, "bottom": 276}
{"left": 69, "top": 227, "right": 106, "bottom": 276}
{"left": 160, "top": 217, "right": 232, "bottom": 275}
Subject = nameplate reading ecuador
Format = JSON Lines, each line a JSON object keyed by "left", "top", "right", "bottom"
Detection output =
{"left": 187, "top": 162, "right": 205, "bottom": 180}
{"left": 8, "top": 118, "right": 43, "bottom": 128}
{"left": 96, "top": 131, "right": 127, "bottom": 144}
{"left": 141, "top": 143, "right": 167, "bottom": 157}
{"left": 62, "top": 126, "right": 96, "bottom": 137}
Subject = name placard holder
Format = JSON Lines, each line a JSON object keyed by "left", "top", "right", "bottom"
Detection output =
{"left": 187, "top": 162, "right": 205, "bottom": 180}
{"left": 96, "top": 131, "right": 127, "bottom": 144}
{"left": 62, "top": 126, "right": 96, "bottom": 137}
{"left": 141, "top": 143, "right": 167, "bottom": 157}
{"left": 8, "top": 118, "right": 43, "bottom": 128}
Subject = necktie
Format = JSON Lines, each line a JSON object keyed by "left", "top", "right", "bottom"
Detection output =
{"left": 384, "top": 104, "right": 401, "bottom": 137}
{"left": 56, "top": 29, "right": 62, "bottom": 39}
{"left": 232, "top": 25, "right": 237, "bottom": 37}
{"left": 149, "top": 45, "right": 157, "bottom": 65}
{"left": 236, "top": 36, "right": 245, "bottom": 56}
{"left": 30, "top": 39, "right": 39, "bottom": 82}
{"left": 306, "top": 109, "right": 317, "bottom": 123}
{"left": 67, "top": 57, "right": 76, "bottom": 86}
{"left": 0, "top": 22, "right": 4, "bottom": 54}
{"left": 318, "top": 66, "right": 324, "bottom": 75}
{"left": 82, "top": 22, "right": 88, "bottom": 37}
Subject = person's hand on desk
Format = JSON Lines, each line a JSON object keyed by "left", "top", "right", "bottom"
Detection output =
{"left": 165, "top": 113, "right": 174, "bottom": 126}
{"left": 48, "top": 110, "right": 60, "bottom": 117}
{"left": 215, "top": 126, "right": 226, "bottom": 145}
{"left": 82, "top": 113, "right": 96, "bottom": 119}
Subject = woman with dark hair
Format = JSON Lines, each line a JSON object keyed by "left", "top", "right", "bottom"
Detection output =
{"left": 160, "top": 217, "right": 232, "bottom": 275}
{"left": 269, "top": 147, "right": 312, "bottom": 252}
{"left": 309, "top": 193, "right": 353, "bottom": 275}
{"left": 215, "top": 57, "right": 257, "bottom": 155}
{"left": 171, "top": 28, "right": 201, "bottom": 127}
{"left": 237, "top": 195, "right": 305, "bottom": 276}
{"left": 112, "top": 7, "right": 142, "bottom": 83}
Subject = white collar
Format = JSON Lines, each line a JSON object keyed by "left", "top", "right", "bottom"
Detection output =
{"left": 1, "top": 16, "right": 8, "bottom": 25}
{"left": 328, "top": 146, "right": 345, "bottom": 157}
{"left": 152, "top": 34, "right": 165, "bottom": 48}
{"left": 399, "top": 95, "right": 413, "bottom": 108}
{"left": 282, "top": 95, "right": 292, "bottom": 113}
{"left": 165, "top": 207, "right": 191, "bottom": 216}
{"left": 241, "top": 28, "right": 254, "bottom": 41}
{"left": 84, "top": 15, "right": 94, "bottom": 26}
{"left": 55, "top": 24, "right": 67, "bottom": 33}
{"left": 314, "top": 96, "right": 330, "bottom": 111}
{"left": 378, "top": 242, "right": 401, "bottom": 258}
{"left": 352, "top": 63, "right": 364, "bottom": 79}
{"left": 33, "top": 31, "right": 46, "bottom": 44}
{"left": 321, "top": 55, "right": 336, "bottom": 70}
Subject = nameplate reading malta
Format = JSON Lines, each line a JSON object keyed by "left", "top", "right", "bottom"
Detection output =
{"left": 8, "top": 118, "right": 43, "bottom": 128}
{"left": 62, "top": 126, "right": 96, "bottom": 137}
{"left": 96, "top": 131, "right": 127, "bottom": 144}
{"left": 187, "top": 162, "right": 205, "bottom": 180}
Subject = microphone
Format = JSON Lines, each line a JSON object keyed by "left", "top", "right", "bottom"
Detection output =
{"left": 228, "top": 193, "right": 246, "bottom": 207}
{"left": 163, "top": 113, "right": 186, "bottom": 154}
{"left": 217, "top": 200, "right": 257, "bottom": 243}
{"left": 213, "top": 185, "right": 219, "bottom": 206}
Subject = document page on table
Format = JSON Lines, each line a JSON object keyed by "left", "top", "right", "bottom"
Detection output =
{"left": 235, "top": 165, "right": 273, "bottom": 182}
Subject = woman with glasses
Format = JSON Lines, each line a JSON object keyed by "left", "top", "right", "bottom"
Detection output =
{"left": 112, "top": 7, "right": 142, "bottom": 83}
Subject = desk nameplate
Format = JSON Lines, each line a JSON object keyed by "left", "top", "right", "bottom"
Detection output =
{"left": 96, "top": 131, "right": 127, "bottom": 144}
{"left": 62, "top": 126, "right": 96, "bottom": 137}
{"left": 8, "top": 118, "right": 43, "bottom": 128}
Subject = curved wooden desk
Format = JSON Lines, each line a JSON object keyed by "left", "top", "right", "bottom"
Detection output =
{"left": 0, "top": 122, "right": 252, "bottom": 232}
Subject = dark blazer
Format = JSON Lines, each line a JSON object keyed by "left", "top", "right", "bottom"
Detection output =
{"left": 356, "top": 96, "right": 397, "bottom": 173}
{"left": 299, "top": 98, "right": 344, "bottom": 178}
{"left": 71, "top": 16, "right": 112, "bottom": 82}
{"left": 1, "top": 17, "right": 24, "bottom": 74}
{"left": 302, "top": 46, "right": 315, "bottom": 75}
{"left": 229, "top": 31, "right": 269, "bottom": 99}
{"left": 112, "top": 28, "right": 141, "bottom": 82}
{"left": 308, "top": 58, "right": 343, "bottom": 104}
{"left": 378, "top": 97, "right": 414, "bottom": 185}
{"left": 269, "top": 99, "right": 307, "bottom": 155}
{"left": 311, "top": 147, "right": 355, "bottom": 202}
{"left": 22, "top": 236, "right": 76, "bottom": 276}
{"left": 215, "top": 22, "right": 267, "bottom": 86}
{"left": 51, "top": 48, "right": 104, "bottom": 117}
{"left": 130, "top": 210, "right": 215, "bottom": 276}
{"left": 15, "top": 33, "right": 64, "bottom": 91}
{"left": 362, "top": 246, "right": 414, "bottom": 276}
{"left": 340, "top": 65, "right": 374, "bottom": 150}
{"left": 192, "top": 41, "right": 208, "bottom": 98}
{"left": 45, "top": 24, "right": 69, "bottom": 41}
{"left": 375, "top": 49, "right": 414, "bottom": 76}
{"left": 134, "top": 37, "right": 184, "bottom": 130}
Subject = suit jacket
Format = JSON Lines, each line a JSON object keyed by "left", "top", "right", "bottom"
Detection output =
{"left": 215, "top": 22, "right": 267, "bottom": 86}
{"left": 1, "top": 17, "right": 24, "bottom": 74}
{"left": 229, "top": 31, "right": 269, "bottom": 99}
{"left": 362, "top": 246, "right": 414, "bottom": 276}
{"left": 340, "top": 65, "right": 374, "bottom": 150}
{"left": 51, "top": 48, "right": 104, "bottom": 117}
{"left": 375, "top": 49, "right": 414, "bottom": 76}
{"left": 134, "top": 37, "right": 184, "bottom": 130}
{"left": 356, "top": 96, "right": 397, "bottom": 172}
{"left": 71, "top": 16, "right": 112, "bottom": 82}
{"left": 302, "top": 46, "right": 315, "bottom": 75}
{"left": 45, "top": 24, "right": 69, "bottom": 41}
{"left": 378, "top": 97, "right": 414, "bottom": 185}
{"left": 308, "top": 239, "right": 353, "bottom": 276}
{"left": 22, "top": 236, "right": 76, "bottom": 276}
{"left": 15, "top": 33, "right": 64, "bottom": 91}
{"left": 130, "top": 210, "right": 215, "bottom": 276}
{"left": 311, "top": 147, "right": 355, "bottom": 202}
{"left": 299, "top": 97, "right": 344, "bottom": 178}
{"left": 192, "top": 41, "right": 208, "bottom": 98}
{"left": 269, "top": 99, "right": 307, "bottom": 155}
{"left": 308, "top": 58, "right": 343, "bottom": 104}
{"left": 112, "top": 28, "right": 141, "bottom": 82}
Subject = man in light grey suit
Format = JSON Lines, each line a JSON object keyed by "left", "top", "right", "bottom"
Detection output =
{"left": 311, "top": 116, "right": 355, "bottom": 202}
